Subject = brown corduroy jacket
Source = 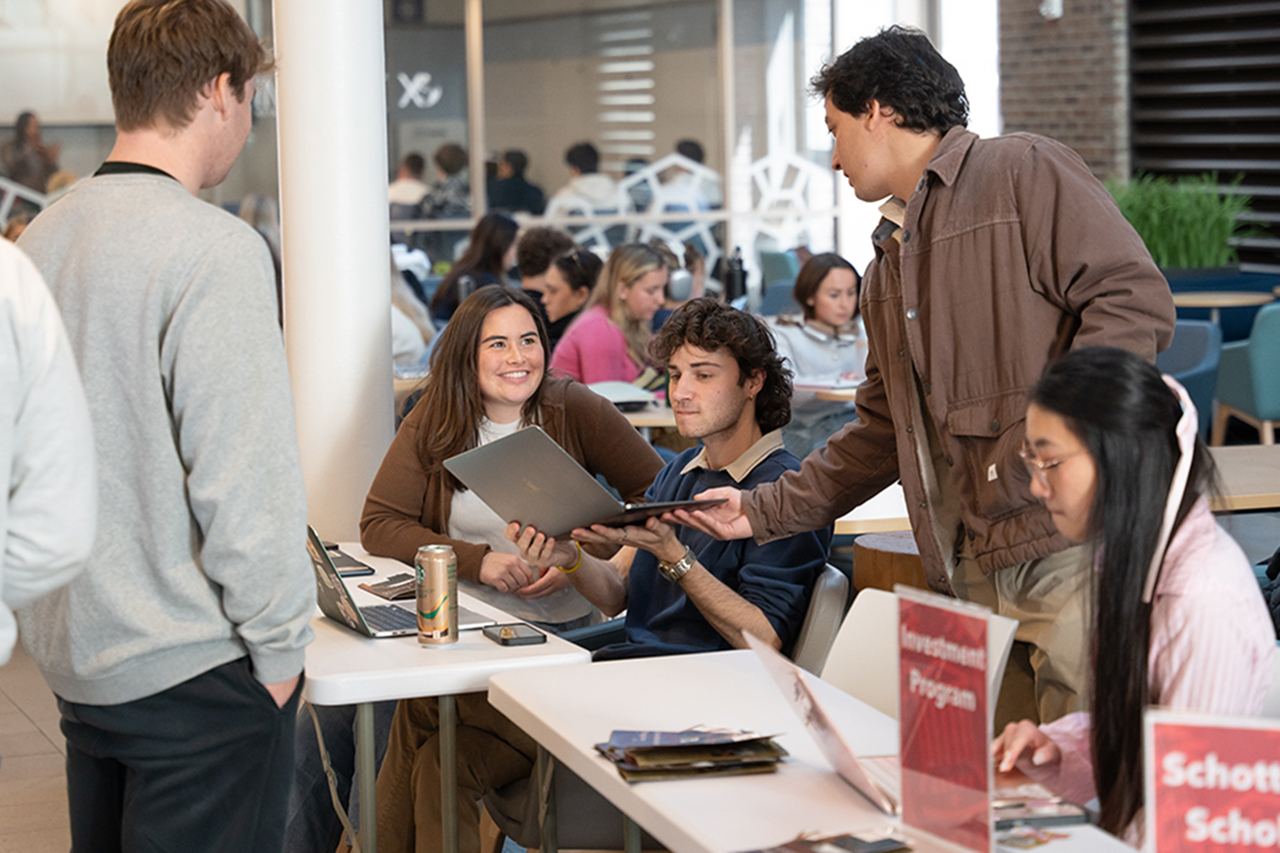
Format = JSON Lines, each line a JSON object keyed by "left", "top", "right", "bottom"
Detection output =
{"left": 744, "top": 127, "right": 1176, "bottom": 585}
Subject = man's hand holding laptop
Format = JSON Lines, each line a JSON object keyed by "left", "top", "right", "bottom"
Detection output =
{"left": 507, "top": 514, "right": 686, "bottom": 571}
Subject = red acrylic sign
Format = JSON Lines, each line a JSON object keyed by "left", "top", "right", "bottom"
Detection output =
{"left": 898, "top": 594, "right": 991, "bottom": 853}
{"left": 1148, "top": 712, "right": 1280, "bottom": 852}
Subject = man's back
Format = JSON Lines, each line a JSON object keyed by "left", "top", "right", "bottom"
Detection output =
{"left": 490, "top": 175, "right": 545, "bottom": 215}
{"left": 17, "top": 172, "right": 314, "bottom": 706}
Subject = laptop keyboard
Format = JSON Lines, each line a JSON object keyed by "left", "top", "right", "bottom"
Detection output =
{"left": 362, "top": 604, "right": 417, "bottom": 632}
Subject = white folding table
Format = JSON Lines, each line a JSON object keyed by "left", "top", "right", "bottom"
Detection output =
{"left": 489, "top": 649, "right": 1131, "bottom": 853}
{"left": 303, "top": 544, "right": 592, "bottom": 853}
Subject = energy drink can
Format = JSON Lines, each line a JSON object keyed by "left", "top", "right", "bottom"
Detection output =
{"left": 415, "top": 545, "right": 457, "bottom": 645}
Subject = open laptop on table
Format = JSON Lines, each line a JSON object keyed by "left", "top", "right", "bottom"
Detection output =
{"left": 306, "top": 526, "right": 495, "bottom": 638}
{"left": 744, "top": 633, "right": 1089, "bottom": 833}
{"left": 745, "top": 632, "right": 901, "bottom": 815}
{"left": 443, "top": 425, "right": 724, "bottom": 538}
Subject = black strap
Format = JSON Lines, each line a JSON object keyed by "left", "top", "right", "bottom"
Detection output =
{"left": 94, "top": 161, "right": 179, "bottom": 182}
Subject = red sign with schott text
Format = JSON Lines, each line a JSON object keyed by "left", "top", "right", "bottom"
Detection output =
{"left": 898, "top": 588, "right": 993, "bottom": 853}
{"left": 1147, "top": 711, "right": 1280, "bottom": 852}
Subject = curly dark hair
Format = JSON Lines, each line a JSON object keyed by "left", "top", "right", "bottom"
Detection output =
{"left": 650, "top": 298, "right": 792, "bottom": 433}
{"left": 516, "top": 227, "right": 576, "bottom": 278}
{"left": 810, "top": 25, "right": 967, "bottom": 134}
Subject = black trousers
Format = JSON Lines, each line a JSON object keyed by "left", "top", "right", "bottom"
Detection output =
{"left": 59, "top": 657, "right": 303, "bottom": 853}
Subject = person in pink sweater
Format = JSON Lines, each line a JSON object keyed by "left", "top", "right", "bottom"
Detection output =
{"left": 992, "top": 347, "right": 1275, "bottom": 847}
{"left": 549, "top": 242, "right": 668, "bottom": 384}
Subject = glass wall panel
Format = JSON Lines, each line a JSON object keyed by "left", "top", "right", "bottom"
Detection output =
{"left": 386, "top": 0, "right": 849, "bottom": 300}
{"left": 482, "top": 0, "right": 726, "bottom": 273}
{"left": 732, "top": 0, "right": 836, "bottom": 294}
{"left": 386, "top": 4, "right": 473, "bottom": 263}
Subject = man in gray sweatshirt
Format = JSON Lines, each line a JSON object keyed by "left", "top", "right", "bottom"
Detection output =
{"left": 15, "top": 1, "right": 314, "bottom": 850}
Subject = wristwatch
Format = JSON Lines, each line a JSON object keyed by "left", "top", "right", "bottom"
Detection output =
{"left": 658, "top": 546, "right": 696, "bottom": 584}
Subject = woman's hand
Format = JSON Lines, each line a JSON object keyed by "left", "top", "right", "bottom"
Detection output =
{"left": 478, "top": 551, "right": 535, "bottom": 594}
{"left": 663, "top": 487, "right": 752, "bottom": 541}
{"left": 991, "top": 720, "right": 1063, "bottom": 774}
{"left": 514, "top": 565, "right": 570, "bottom": 599}
{"left": 505, "top": 522, "right": 577, "bottom": 570}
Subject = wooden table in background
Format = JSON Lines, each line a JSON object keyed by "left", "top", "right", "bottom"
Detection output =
{"left": 622, "top": 402, "right": 677, "bottom": 441}
{"left": 393, "top": 375, "right": 426, "bottom": 413}
{"left": 812, "top": 386, "right": 859, "bottom": 402}
{"left": 1171, "top": 290, "right": 1274, "bottom": 324}
{"left": 827, "top": 447, "right": 1280, "bottom": 531}
{"left": 1210, "top": 445, "right": 1280, "bottom": 511}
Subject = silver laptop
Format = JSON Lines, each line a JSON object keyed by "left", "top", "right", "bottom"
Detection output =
{"left": 306, "top": 526, "right": 495, "bottom": 638}
{"left": 744, "top": 632, "right": 900, "bottom": 815}
{"left": 443, "top": 426, "right": 724, "bottom": 538}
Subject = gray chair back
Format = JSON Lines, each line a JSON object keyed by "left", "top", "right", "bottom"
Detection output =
{"left": 791, "top": 563, "right": 850, "bottom": 674}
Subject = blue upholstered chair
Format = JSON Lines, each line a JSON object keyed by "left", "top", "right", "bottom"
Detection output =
{"left": 757, "top": 279, "right": 799, "bottom": 316}
{"left": 758, "top": 249, "right": 800, "bottom": 287}
{"left": 1213, "top": 303, "right": 1280, "bottom": 446}
{"left": 1155, "top": 320, "right": 1222, "bottom": 441}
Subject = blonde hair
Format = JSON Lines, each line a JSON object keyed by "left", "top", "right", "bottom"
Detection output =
{"left": 587, "top": 243, "right": 669, "bottom": 369}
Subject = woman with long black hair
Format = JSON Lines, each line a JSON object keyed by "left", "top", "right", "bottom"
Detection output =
{"left": 992, "top": 346, "right": 1274, "bottom": 844}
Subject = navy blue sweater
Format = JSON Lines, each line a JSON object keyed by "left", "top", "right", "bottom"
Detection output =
{"left": 595, "top": 444, "right": 831, "bottom": 661}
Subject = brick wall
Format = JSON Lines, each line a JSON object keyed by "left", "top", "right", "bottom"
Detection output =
{"left": 999, "top": 0, "right": 1130, "bottom": 180}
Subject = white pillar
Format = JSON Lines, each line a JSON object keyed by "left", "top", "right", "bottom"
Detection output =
{"left": 465, "top": 0, "right": 488, "bottom": 216}
{"left": 274, "top": 0, "right": 393, "bottom": 540}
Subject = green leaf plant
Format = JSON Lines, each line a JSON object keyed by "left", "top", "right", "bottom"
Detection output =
{"left": 1104, "top": 172, "right": 1259, "bottom": 270}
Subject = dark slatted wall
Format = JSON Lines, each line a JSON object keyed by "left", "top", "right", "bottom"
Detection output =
{"left": 1130, "top": 0, "right": 1280, "bottom": 273}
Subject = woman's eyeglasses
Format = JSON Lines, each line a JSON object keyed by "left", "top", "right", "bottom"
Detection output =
{"left": 1018, "top": 441, "right": 1085, "bottom": 486}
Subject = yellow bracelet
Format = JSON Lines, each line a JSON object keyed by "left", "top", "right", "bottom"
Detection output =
{"left": 558, "top": 542, "right": 583, "bottom": 574}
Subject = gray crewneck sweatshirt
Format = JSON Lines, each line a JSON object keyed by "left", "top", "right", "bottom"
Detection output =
{"left": 16, "top": 172, "right": 314, "bottom": 705}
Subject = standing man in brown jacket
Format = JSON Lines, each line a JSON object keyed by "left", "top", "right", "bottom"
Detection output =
{"left": 677, "top": 26, "right": 1175, "bottom": 726}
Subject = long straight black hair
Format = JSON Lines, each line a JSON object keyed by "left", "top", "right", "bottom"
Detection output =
{"left": 1029, "top": 346, "right": 1215, "bottom": 835}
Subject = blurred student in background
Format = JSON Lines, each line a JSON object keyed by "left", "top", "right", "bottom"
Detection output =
{"left": 550, "top": 242, "right": 668, "bottom": 385}
{"left": 768, "top": 253, "right": 867, "bottom": 456}
{"left": 429, "top": 212, "right": 518, "bottom": 322}
{"left": 2, "top": 111, "right": 61, "bottom": 195}
{"left": 543, "top": 248, "right": 603, "bottom": 354}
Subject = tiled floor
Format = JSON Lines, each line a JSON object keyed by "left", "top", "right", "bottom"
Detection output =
{"left": 0, "top": 643, "right": 68, "bottom": 853}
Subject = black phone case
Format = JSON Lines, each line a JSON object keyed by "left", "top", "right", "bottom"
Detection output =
{"left": 483, "top": 623, "right": 547, "bottom": 645}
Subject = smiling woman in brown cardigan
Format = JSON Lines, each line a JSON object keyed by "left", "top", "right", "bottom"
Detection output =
{"left": 360, "top": 285, "right": 663, "bottom": 628}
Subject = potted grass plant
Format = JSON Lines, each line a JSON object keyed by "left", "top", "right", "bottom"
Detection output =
{"left": 1106, "top": 172, "right": 1269, "bottom": 340}
{"left": 1104, "top": 171, "right": 1255, "bottom": 270}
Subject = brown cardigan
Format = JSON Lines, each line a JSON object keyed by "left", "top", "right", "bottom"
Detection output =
{"left": 360, "top": 376, "right": 664, "bottom": 582}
